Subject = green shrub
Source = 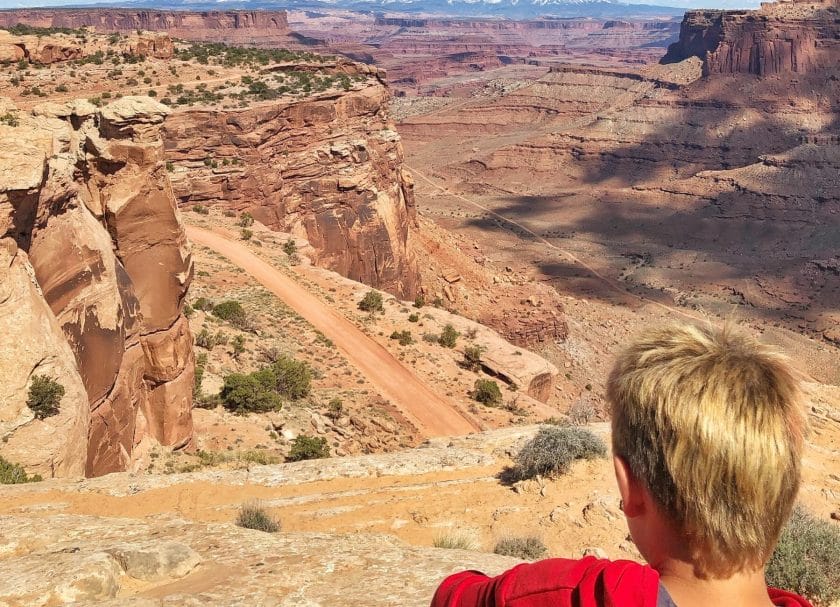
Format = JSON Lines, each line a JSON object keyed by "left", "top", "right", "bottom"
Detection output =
{"left": 326, "top": 397, "right": 343, "bottom": 420}
{"left": 287, "top": 435, "right": 329, "bottom": 462}
{"left": 766, "top": 507, "right": 840, "bottom": 605}
{"left": 195, "top": 328, "right": 217, "bottom": 349}
{"left": 220, "top": 370, "right": 283, "bottom": 414}
{"left": 238, "top": 212, "right": 254, "bottom": 227}
{"left": 271, "top": 355, "right": 311, "bottom": 400}
{"left": 212, "top": 300, "right": 248, "bottom": 330}
{"left": 192, "top": 204, "right": 209, "bottom": 215}
{"left": 433, "top": 531, "right": 477, "bottom": 550}
{"left": 194, "top": 352, "right": 208, "bottom": 399}
{"left": 494, "top": 536, "right": 547, "bottom": 560}
{"left": 413, "top": 294, "right": 425, "bottom": 308}
{"left": 358, "top": 290, "right": 384, "bottom": 313}
{"left": 193, "top": 297, "right": 214, "bottom": 311}
{"left": 462, "top": 344, "right": 485, "bottom": 371}
{"left": 231, "top": 334, "right": 246, "bottom": 359}
{"left": 511, "top": 426, "right": 606, "bottom": 481}
{"left": 471, "top": 379, "right": 502, "bottom": 406}
{"left": 389, "top": 330, "right": 413, "bottom": 346}
{"left": 235, "top": 502, "right": 280, "bottom": 533}
{"left": 408, "top": 313, "right": 419, "bottom": 323}
{"left": 0, "top": 456, "right": 42, "bottom": 484}
{"left": 438, "top": 324, "right": 459, "bottom": 348}
{"left": 240, "top": 228, "right": 253, "bottom": 241}
{"left": 283, "top": 239, "right": 297, "bottom": 256}
{"left": 27, "top": 375, "right": 64, "bottom": 419}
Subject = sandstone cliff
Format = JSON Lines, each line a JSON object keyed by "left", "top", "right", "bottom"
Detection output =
{"left": 163, "top": 65, "right": 420, "bottom": 299}
{"left": 0, "top": 29, "right": 173, "bottom": 65}
{"left": 0, "top": 9, "right": 291, "bottom": 44}
{"left": 0, "top": 96, "right": 194, "bottom": 478}
{"left": 662, "top": 0, "right": 840, "bottom": 76}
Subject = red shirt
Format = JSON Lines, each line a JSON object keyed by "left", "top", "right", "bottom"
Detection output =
{"left": 430, "top": 557, "right": 813, "bottom": 607}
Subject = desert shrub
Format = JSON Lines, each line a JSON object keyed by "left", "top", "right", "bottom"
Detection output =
{"left": 195, "top": 328, "right": 217, "bottom": 349}
{"left": 511, "top": 426, "right": 606, "bottom": 481}
{"left": 235, "top": 502, "right": 280, "bottom": 533}
{"left": 494, "top": 536, "right": 547, "bottom": 560}
{"left": 287, "top": 435, "right": 329, "bottom": 462}
{"left": 183, "top": 303, "right": 194, "bottom": 318}
{"left": 433, "top": 530, "right": 477, "bottom": 551}
{"left": 192, "top": 204, "right": 209, "bottom": 215}
{"left": 193, "top": 297, "right": 214, "bottom": 311}
{"left": 567, "top": 396, "right": 597, "bottom": 425}
{"left": 766, "top": 507, "right": 840, "bottom": 605}
{"left": 283, "top": 239, "right": 297, "bottom": 256}
{"left": 326, "top": 397, "right": 343, "bottom": 421}
{"left": 240, "top": 228, "right": 253, "bottom": 241}
{"left": 408, "top": 313, "right": 419, "bottom": 323}
{"left": 220, "top": 370, "right": 283, "bottom": 414}
{"left": 358, "top": 290, "right": 384, "bottom": 313}
{"left": 422, "top": 332, "right": 439, "bottom": 344}
{"left": 462, "top": 344, "right": 485, "bottom": 371}
{"left": 413, "top": 294, "right": 425, "bottom": 308}
{"left": 390, "top": 330, "right": 413, "bottom": 346}
{"left": 212, "top": 300, "right": 248, "bottom": 329}
{"left": 271, "top": 355, "right": 311, "bottom": 400}
{"left": 0, "top": 456, "right": 42, "bottom": 484}
{"left": 27, "top": 375, "right": 64, "bottom": 420}
{"left": 231, "top": 334, "right": 246, "bottom": 359}
{"left": 438, "top": 324, "right": 459, "bottom": 348}
{"left": 238, "top": 212, "right": 254, "bottom": 227}
{"left": 471, "top": 378, "right": 502, "bottom": 406}
{"left": 194, "top": 352, "right": 208, "bottom": 399}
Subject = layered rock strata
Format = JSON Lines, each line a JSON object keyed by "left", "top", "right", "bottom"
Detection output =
{"left": 0, "top": 29, "right": 173, "bottom": 64}
{"left": 164, "top": 67, "right": 420, "bottom": 298}
{"left": 0, "top": 9, "right": 291, "bottom": 44}
{"left": 662, "top": 0, "right": 840, "bottom": 76}
{"left": 0, "top": 96, "right": 194, "bottom": 477}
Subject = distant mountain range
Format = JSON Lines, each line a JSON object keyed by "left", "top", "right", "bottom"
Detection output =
{"left": 7, "top": 0, "right": 689, "bottom": 19}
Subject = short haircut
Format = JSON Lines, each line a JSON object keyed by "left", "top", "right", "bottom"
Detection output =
{"left": 607, "top": 322, "right": 807, "bottom": 576}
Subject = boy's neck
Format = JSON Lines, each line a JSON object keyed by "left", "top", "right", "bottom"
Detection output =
{"left": 657, "top": 560, "right": 775, "bottom": 607}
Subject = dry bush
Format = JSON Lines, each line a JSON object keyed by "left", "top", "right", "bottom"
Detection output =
{"left": 508, "top": 426, "right": 606, "bottom": 482}
{"left": 494, "top": 536, "right": 547, "bottom": 560}
{"left": 433, "top": 530, "right": 478, "bottom": 551}
{"left": 236, "top": 502, "right": 280, "bottom": 533}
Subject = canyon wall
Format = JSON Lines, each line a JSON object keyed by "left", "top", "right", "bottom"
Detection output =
{"left": 0, "top": 29, "right": 173, "bottom": 64}
{"left": 0, "top": 96, "right": 194, "bottom": 478}
{"left": 662, "top": 0, "right": 840, "bottom": 76}
{"left": 0, "top": 10, "right": 290, "bottom": 42}
{"left": 163, "top": 66, "right": 420, "bottom": 299}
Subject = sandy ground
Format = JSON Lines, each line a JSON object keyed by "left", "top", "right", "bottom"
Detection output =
{"left": 187, "top": 226, "right": 479, "bottom": 437}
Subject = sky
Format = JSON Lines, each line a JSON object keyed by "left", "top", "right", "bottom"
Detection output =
{"left": 0, "top": 0, "right": 765, "bottom": 11}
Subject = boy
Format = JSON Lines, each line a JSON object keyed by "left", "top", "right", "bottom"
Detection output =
{"left": 431, "top": 323, "right": 812, "bottom": 607}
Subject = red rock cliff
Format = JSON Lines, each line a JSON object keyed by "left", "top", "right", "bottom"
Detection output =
{"left": 0, "top": 96, "right": 194, "bottom": 478}
{"left": 163, "top": 64, "right": 420, "bottom": 299}
{"left": 662, "top": 0, "right": 840, "bottom": 76}
{"left": 0, "top": 9, "right": 290, "bottom": 42}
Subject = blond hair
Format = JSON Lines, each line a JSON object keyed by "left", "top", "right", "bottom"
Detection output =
{"left": 607, "top": 322, "right": 807, "bottom": 576}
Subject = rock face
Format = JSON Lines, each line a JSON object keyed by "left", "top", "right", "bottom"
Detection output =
{"left": 163, "top": 66, "right": 421, "bottom": 298}
{"left": 0, "top": 9, "right": 291, "bottom": 43}
{"left": 0, "top": 29, "right": 173, "bottom": 65}
{"left": 0, "top": 96, "right": 194, "bottom": 478}
{"left": 662, "top": 0, "right": 840, "bottom": 76}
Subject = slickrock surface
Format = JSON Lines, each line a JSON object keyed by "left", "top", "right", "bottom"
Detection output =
{"left": 165, "top": 68, "right": 420, "bottom": 298}
{"left": 0, "top": 95, "right": 194, "bottom": 477}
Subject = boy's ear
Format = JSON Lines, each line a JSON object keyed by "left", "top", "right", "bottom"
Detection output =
{"left": 613, "top": 455, "right": 645, "bottom": 517}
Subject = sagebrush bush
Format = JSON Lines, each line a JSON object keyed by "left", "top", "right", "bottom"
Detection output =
{"left": 433, "top": 530, "right": 477, "bottom": 551}
{"left": 0, "top": 456, "right": 42, "bottom": 484}
{"left": 438, "top": 324, "right": 459, "bottom": 348}
{"left": 511, "top": 426, "right": 606, "bottom": 481}
{"left": 472, "top": 378, "right": 502, "bottom": 406}
{"left": 26, "top": 375, "right": 64, "bottom": 420}
{"left": 766, "top": 507, "right": 840, "bottom": 605}
{"left": 213, "top": 300, "right": 249, "bottom": 329}
{"left": 236, "top": 502, "right": 280, "bottom": 533}
{"left": 358, "top": 290, "right": 384, "bottom": 312}
{"left": 494, "top": 536, "right": 547, "bottom": 560}
{"left": 287, "top": 435, "right": 329, "bottom": 462}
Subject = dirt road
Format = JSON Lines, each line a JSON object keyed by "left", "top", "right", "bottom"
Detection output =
{"left": 186, "top": 226, "right": 479, "bottom": 437}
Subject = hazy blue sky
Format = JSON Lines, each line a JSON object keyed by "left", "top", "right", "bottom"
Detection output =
{"left": 0, "top": 0, "right": 764, "bottom": 11}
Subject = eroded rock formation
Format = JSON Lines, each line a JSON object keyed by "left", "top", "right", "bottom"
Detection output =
{"left": 0, "top": 95, "right": 193, "bottom": 478}
{"left": 164, "top": 64, "right": 420, "bottom": 298}
{"left": 0, "top": 9, "right": 291, "bottom": 44}
{"left": 662, "top": 0, "right": 840, "bottom": 76}
{"left": 0, "top": 29, "right": 173, "bottom": 65}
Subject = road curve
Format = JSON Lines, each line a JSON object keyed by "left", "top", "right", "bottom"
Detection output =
{"left": 187, "top": 226, "right": 479, "bottom": 437}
